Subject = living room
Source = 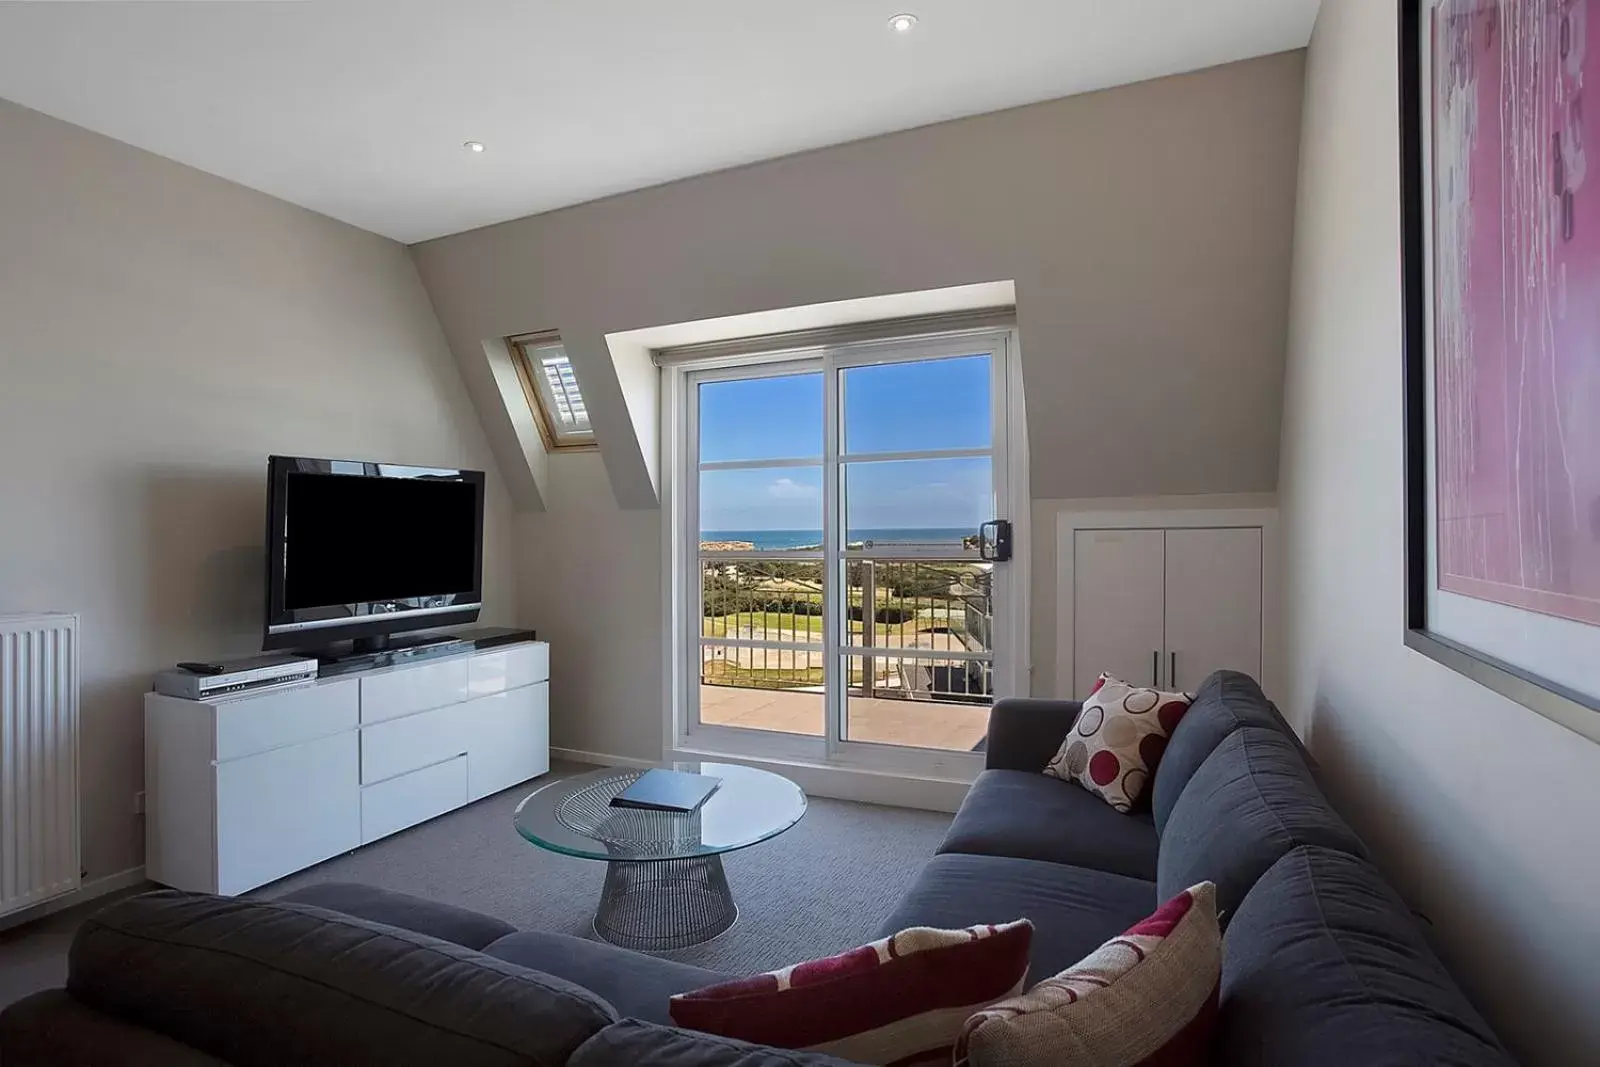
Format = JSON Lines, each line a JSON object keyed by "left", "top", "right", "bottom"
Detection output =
{"left": 0, "top": 2, "right": 1596, "bottom": 1065}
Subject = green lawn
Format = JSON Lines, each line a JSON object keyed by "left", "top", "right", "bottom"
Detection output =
{"left": 703, "top": 611, "right": 824, "bottom": 638}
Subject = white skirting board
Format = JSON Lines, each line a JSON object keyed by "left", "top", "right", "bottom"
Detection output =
{"left": 0, "top": 866, "right": 148, "bottom": 933}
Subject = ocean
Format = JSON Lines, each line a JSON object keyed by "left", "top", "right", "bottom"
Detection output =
{"left": 702, "top": 528, "right": 974, "bottom": 551}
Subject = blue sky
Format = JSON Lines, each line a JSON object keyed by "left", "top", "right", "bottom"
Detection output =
{"left": 698, "top": 355, "right": 993, "bottom": 532}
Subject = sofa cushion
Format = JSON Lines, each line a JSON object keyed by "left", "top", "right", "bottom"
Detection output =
{"left": 877, "top": 852, "right": 1157, "bottom": 981}
{"left": 1157, "top": 728, "right": 1366, "bottom": 922}
{"left": 274, "top": 881, "right": 517, "bottom": 950}
{"left": 1151, "top": 670, "right": 1286, "bottom": 834}
{"left": 571, "top": 1019, "right": 862, "bottom": 1067}
{"left": 485, "top": 930, "right": 729, "bottom": 1025}
{"left": 68, "top": 890, "right": 617, "bottom": 1067}
{"left": 1219, "top": 847, "right": 1515, "bottom": 1067}
{"left": 938, "top": 769, "right": 1159, "bottom": 881}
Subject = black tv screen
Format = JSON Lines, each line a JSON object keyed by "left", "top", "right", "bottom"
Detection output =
{"left": 284, "top": 474, "right": 478, "bottom": 608}
{"left": 264, "top": 456, "right": 485, "bottom": 651}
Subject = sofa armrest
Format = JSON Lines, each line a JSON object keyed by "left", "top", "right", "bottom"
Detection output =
{"left": 984, "top": 698, "right": 1082, "bottom": 771}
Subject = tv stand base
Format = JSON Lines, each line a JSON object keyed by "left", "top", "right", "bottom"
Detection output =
{"left": 318, "top": 634, "right": 466, "bottom": 676}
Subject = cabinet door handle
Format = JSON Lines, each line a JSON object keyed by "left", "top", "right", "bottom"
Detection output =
{"left": 1169, "top": 651, "right": 1178, "bottom": 690}
{"left": 1152, "top": 651, "right": 1160, "bottom": 688}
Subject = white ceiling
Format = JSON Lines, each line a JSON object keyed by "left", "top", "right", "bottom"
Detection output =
{"left": 0, "top": 1, "right": 1320, "bottom": 243}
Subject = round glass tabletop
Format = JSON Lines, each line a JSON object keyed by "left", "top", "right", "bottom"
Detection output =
{"left": 513, "top": 762, "right": 807, "bottom": 862}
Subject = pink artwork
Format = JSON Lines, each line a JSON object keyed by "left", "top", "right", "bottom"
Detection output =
{"left": 1431, "top": 0, "right": 1600, "bottom": 627}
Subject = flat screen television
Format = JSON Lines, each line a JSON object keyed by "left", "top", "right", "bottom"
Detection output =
{"left": 263, "top": 455, "right": 486, "bottom": 652}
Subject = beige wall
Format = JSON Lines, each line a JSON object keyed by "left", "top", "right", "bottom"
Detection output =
{"left": 1279, "top": 3, "right": 1600, "bottom": 1063}
{"left": 414, "top": 53, "right": 1307, "bottom": 757}
{"left": 0, "top": 99, "right": 516, "bottom": 884}
{"left": 516, "top": 453, "right": 660, "bottom": 760}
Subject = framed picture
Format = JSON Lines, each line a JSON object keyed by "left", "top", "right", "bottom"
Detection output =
{"left": 1401, "top": 0, "right": 1600, "bottom": 743}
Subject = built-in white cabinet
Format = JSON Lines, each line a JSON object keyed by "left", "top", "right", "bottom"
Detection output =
{"left": 1071, "top": 529, "right": 1169, "bottom": 695}
{"left": 145, "top": 641, "right": 550, "bottom": 896}
{"left": 1060, "top": 512, "right": 1271, "bottom": 698}
{"left": 1162, "top": 528, "right": 1263, "bottom": 691}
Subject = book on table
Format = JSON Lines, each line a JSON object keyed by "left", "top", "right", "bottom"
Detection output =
{"left": 610, "top": 769, "right": 722, "bottom": 814}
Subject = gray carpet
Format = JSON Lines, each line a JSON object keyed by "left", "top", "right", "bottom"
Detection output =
{"left": 255, "top": 761, "right": 953, "bottom": 974}
{"left": 0, "top": 761, "right": 953, "bottom": 1008}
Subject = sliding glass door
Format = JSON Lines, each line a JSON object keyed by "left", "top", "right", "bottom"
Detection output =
{"left": 695, "top": 364, "right": 828, "bottom": 739}
{"left": 681, "top": 330, "right": 1021, "bottom": 773}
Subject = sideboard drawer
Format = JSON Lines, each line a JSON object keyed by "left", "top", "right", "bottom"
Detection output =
{"left": 359, "top": 656, "right": 471, "bottom": 724}
{"left": 214, "top": 680, "right": 358, "bottom": 762}
{"left": 359, "top": 642, "right": 549, "bottom": 723}
{"left": 360, "top": 704, "right": 466, "bottom": 784}
{"left": 361, "top": 756, "right": 468, "bottom": 844}
{"left": 467, "top": 643, "right": 549, "bottom": 697}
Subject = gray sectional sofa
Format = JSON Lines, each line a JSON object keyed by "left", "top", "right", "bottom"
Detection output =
{"left": 0, "top": 671, "right": 1518, "bottom": 1065}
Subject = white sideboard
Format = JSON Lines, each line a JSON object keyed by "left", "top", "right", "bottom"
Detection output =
{"left": 145, "top": 640, "right": 550, "bottom": 895}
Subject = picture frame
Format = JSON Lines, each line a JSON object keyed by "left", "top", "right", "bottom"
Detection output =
{"left": 1400, "top": 0, "right": 1600, "bottom": 743}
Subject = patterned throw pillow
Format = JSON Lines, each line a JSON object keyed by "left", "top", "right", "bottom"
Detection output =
{"left": 1045, "top": 673, "right": 1192, "bottom": 812}
{"left": 956, "top": 883, "right": 1220, "bottom": 1067}
{"left": 669, "top": 920, "right": 1033, "bottom": 1066}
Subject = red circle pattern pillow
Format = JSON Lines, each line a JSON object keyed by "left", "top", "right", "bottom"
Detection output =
{"left": 1044, "top": 673, "right": 1192, "bottom": 813}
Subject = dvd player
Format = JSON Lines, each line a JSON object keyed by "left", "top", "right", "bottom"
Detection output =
{"left": 154, "top": 653, "right": 319, "bottom": 701}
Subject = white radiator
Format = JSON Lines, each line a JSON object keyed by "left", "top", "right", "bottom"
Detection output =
{"left": 0, "top": 614, "right": 80, "bottom": 916}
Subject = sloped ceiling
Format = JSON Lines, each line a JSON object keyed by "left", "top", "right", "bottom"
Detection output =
{"left": 411, "top": 52, "right": 1307, "bottom": 513}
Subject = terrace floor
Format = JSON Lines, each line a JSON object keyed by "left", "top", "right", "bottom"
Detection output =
{"left": 699, "top": 685, "right": 989, "bottom": 752}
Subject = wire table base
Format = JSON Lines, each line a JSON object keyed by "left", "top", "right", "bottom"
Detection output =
{"left": 593, "top": 854, "right": 738, "bottom": 950}
{"left": 515, "top": 763, "right": 806, "bottom": 952}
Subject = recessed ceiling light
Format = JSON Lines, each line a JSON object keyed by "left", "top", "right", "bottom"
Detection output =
{"left": 888, "top": 13, "right": 918, "bottom": 33}
{"left": 463, "top": 141, "right": 485, "bottom": 153}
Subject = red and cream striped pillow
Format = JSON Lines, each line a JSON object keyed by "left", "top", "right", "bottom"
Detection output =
{"left": 956, "top": 883, "right": 1220, "bottom": 1067}
{"left": 669, "top": 919, "right": 1033, "bottom": 1066}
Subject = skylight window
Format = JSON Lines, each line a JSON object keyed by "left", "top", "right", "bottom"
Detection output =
{"left": 509, "top": 334, "right": 596, "bottom": 450}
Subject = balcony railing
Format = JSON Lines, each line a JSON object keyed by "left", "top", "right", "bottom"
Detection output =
{"left": 698, "top": 555, "right": 993, "bottom": 704}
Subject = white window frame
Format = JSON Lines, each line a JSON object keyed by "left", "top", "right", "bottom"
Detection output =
{"left": 660, "top": 325, "right": 1031, "bottom": 784}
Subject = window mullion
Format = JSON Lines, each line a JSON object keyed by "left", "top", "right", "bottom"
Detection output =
{"left": 822, "top": 351, "right": 844, "bottom": 754}
{"left": 697, "top": 456, "right": 823, "bottom": 473}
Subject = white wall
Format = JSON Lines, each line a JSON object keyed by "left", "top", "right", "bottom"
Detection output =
{"left": 0, "top": 98, "right": 516, "bottom": 884}
{"left": 1280, "top": 3, "right": 1600, "bottom": 1063}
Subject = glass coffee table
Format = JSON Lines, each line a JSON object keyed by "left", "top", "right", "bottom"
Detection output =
{"left": 513, "top": 762, "right": 806, "bottom": 951}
